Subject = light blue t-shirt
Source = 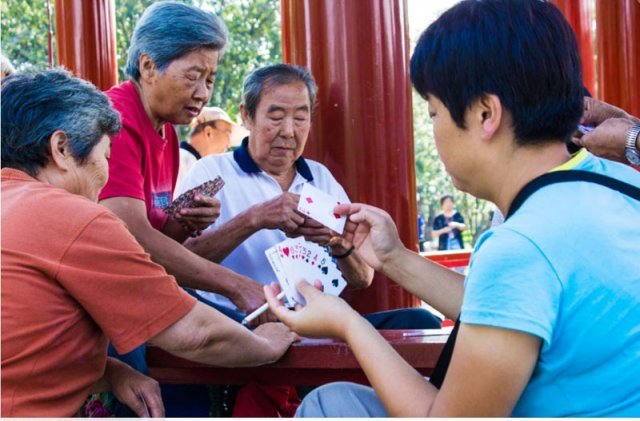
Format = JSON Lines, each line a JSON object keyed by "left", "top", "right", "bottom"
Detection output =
{"left": 461, "top": 152, "right": 640, "bottom": 416}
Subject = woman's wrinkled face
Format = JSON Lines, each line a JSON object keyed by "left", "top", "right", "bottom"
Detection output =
{"left": 148, "top": 48, "right": 219, "bottom": 126}
{"left": 69, "top": 135, "right": 111, "bottom": 202}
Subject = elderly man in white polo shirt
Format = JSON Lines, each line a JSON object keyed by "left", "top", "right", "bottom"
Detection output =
{"left": 176, "top": 64, "right": 440, "bottom": 329}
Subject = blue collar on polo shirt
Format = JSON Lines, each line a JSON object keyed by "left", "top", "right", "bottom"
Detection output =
{"left": 180, "top": 141, "right": 202, "bottom": 160}
{"left": 233, "top": 137, "right": 314, "bottom": 182}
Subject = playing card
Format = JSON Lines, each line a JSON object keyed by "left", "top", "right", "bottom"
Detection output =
{"left": 297, "top": 183, "right": 347, "bottom": 234}
{"left": 296, "top": 241, "right": 346, "bottom": 298}
{"left": 265, "top": 244, "right": 298, "bottom": 306}
{"left": 577, "top": 124, "right": 594, "bottom": 136}
{"left": 164, "top": 176, "right": 225, "bottom": 218}
{"left": 266, "top": 236, "right": 347, "bottom": 306}
{"left": 275, "top": 237, "right": 307, "bottom": 305}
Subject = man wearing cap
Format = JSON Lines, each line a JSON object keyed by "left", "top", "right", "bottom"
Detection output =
{"left": 177, "top": 107, "right": 248, "bottom": 186}
{"left": 176, "top": 64, "right": 441, "bottom": 329}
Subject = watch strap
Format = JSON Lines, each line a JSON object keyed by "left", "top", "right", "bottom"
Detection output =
{"left": 625, "top": 125, "right": 640, "bottom": 165}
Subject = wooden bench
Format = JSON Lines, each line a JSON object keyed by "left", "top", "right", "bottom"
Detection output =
{"left": 147, "top": 329, "right": 448, "bottom": 386}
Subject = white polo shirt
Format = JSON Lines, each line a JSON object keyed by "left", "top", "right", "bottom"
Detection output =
{"left": 176, "top": 138, "right": 350, "bottom": 310}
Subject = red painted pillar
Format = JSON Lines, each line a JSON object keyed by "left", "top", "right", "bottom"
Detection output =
{"left": 55, "top": 0, "right": 118, "bottom": 91}
{"left": 596, "top": 0, "right": 640, "bottom": 116}
{"left": 552, "top": 0, "right": 596, "bottom": 96}
{"left": 620, "top": 0, "right": 640, "bottom": 117}
{"left": 282, "top": 0, "right": 420, "bottom": 313}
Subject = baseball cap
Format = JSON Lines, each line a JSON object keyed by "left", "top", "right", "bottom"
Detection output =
{"left": 190, "top": 106, "right": 248, "bottom": 147}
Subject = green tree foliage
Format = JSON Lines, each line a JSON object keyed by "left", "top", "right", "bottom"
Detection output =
{"left": 1, "top": 0, "right": 55, "bottom": 71}
{"left": 2, "top": 0, "right": 280, "bottom": 123}
{"left": 211, "top": 0, "right": 281, "bottom": 118}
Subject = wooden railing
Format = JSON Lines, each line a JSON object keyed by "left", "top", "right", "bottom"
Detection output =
{"left": 148, "top": 330, "right": 448, "bottom": 386}
{"left": 421, "top": 249, "right": 472, "bottom": 268}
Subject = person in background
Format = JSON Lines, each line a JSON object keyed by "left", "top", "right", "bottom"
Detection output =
{"left": 573, "top": 97, "right": 640, "bottom": 165}
{"left": 265, "top": 0, "right": 640, "bottom": 416}
{"left": 177, "top": 106, "right": 249, "bottom": 186}
{"left": 1, "top": 69, "right": 295, "bottom": 418}
{"left": 432, "top": 194, "right": 466, "bottom": 250}
{"left": 417, "top": 213, "right": 427, "bottom": 252}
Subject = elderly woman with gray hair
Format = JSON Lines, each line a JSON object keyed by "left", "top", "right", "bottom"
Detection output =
{"left": 98, "top": 2, "right": 268, "bottom": 320}
{"left": 0, "top": 69, "right": 295, "bottom": 417}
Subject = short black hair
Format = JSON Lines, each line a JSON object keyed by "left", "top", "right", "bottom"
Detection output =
{"left": 440, "top": 194, "right": 454, "bottom": 206}
{"left": 410, "top": 0, "right": 584, "bottom": 145}
{"left": 1, "top": 69, "right": 121, "bottom": 176}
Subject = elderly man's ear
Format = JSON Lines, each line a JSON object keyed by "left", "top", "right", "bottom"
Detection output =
{"left": 239, "top": 104, "right": 253, "bottom": 132}
{"left": 48, "top": 130, "right": 74, "bottom": 171}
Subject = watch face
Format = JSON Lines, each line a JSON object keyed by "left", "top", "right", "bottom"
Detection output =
{"left": 626, "top": 149, "right": 640, "bottom": 166}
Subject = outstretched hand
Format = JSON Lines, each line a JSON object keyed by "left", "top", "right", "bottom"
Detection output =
{"left": 264, "top": 281, "right": 357, "bottom": 340}
{"left": 333, "top": 203, "right": 405, "bottom": 272}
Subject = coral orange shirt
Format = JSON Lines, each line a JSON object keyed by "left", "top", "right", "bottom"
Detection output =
{"left": 1, "top": 168, "right": 195, "bottom": 416}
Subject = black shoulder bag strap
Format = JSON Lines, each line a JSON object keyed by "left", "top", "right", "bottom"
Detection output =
{"left": 429, "top": 169, "right": 640, "bottom": 389}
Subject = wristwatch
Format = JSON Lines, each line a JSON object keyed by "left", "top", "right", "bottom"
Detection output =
{"left": 625, "top": 125, "right": 640, "bottom": 166}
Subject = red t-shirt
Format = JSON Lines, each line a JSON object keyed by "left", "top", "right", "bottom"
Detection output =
{"left": 99, "top": 81, "right": 180, "bottom": 230}
{"left": 1, "top": 169, "right": 196, "bottom": 416}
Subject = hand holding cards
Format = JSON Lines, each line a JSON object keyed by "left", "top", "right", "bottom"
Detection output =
{"left": 164, "top": 176, "right": 225, "bottom": 218}
{"left": 265, "top": 236, "right": 347, "bottom": 306}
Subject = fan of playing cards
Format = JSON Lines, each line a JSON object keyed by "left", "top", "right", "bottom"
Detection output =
{"left": 265, "top": 237, "right": 347, "bottom": 306}
{"left": 163, "top": 176, "right": 225, "bottom": 218}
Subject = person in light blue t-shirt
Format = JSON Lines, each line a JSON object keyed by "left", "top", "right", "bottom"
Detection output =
{"left": 257, "top": 0, "right": 640, "bottom": 417}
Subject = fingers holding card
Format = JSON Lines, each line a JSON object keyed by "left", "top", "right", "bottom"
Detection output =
{"left": 297, "top": 184, "right": 347, "bottom": 234}
{"left": 164, "top": 176, "right": 225, "bottom": 218}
